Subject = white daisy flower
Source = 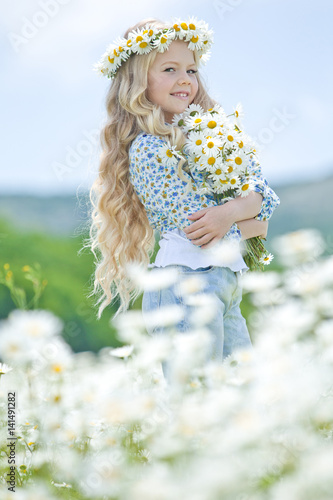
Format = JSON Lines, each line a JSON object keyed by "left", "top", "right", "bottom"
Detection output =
{"left": 185, "top": 103, "right": 204, "bottom": 116}
{"left": 157, "top": 142, "right": 180, "bottom": 167}
{"left": 202, "top": 136, "right": 222, "bottom": 157}
{"left": 112, "top": 37, "right": 132, "bottom": 61}
{"left": 224, "top": 159, "right": 240, "bottom": 177}
{"left": 130, "top": 29, "right": 152, "bottom": 54}
{"left": 212, "top": 177, "right": 231, "bottom": 194}
{"left": 207, "top": 103, "right": 226, "bottom": 116}
{"left": 171, "top": 112, "right": 187, "bottom": 130}
{"left": 0, "top": 362, "right": 12, "bottom": 375}
{"left": 260, "top": 253, "right": 274, "bottom": 265}
{"left": 198, "top": 50, "right": 212, "bottom": 65}
{"left": 186, "top": 130, "right": 206, "bottom": 155}
{"left": 228, "top": 176, "right": 241, "bottom": 189}
{"left": 228, "top": 150, "right": 249, "bottom": 174}
{"left": 185, "top": 19, "right": 206, "bottom": 51}
{"left": 233, "top": 102, "right": 244, "bottom": 126}
{"left": 185, "top": 114, "right": 207, "bottom": 131}
{"left": 224, "top": 130, "right": 238, "bottom": 147}
{"left": 200, "top": 154, "right": 220, "bottom": 173}
{"left": 236, "top": 179, "right": 254, "bottom": 197}
{"left": 152, "top": 30, "right": 175, "bottom": 53}
{"left": 208, "top": 166, "right": 227, "bottom": 183}
{"left": 109, "top": 345, "right": 134, "bottom": 358}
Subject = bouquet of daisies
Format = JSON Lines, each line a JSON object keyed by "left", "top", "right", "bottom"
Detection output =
{"left": 170, "top": 103, "right": 273, "bottom": 271}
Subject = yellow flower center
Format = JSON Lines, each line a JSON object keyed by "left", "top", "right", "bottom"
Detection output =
{"left": 227, "top": 135, "right": 234, "bottom": 142}
{"left": 207, "top": 141, "right": 214, "bottom": 149}
{"left": 227, "top": 166, "right": 234, "bottom": 173}
{"left": 189, "top": 23, "right": 196, "bottom": 30}
{"left": 219, "top": 179, "right": 228, "bottom": 184}
{"left": 235, "top": 157, "right": 242, "bottom": 165}
{"left": 235, "top": 110, "right": 239, "bottom": 117}
{"left": 113, "top": 48, "right": 119, "bottom": 57}
{"left": 139, "top": 41, "right": 148, "bottom": 48}
{"left": 194, "top": 118, "right": 202, "bottom": 123}
{"left": 108, "top": 56, "right": 114, "bottom": 64}
{"left": 207, "top": 120, "right": 217, "bottom": 129}
{"left": 195, "top": 139, "right": 202, "bottom": 146}
{"left": 173, "top": 23, "right": 181, "bottom": 32}
{"left": 126, "top": 40, "right": 132, "bottom": 47}
{"left": 215, "top": 169, "right": 222, "bottom": 175}
{"left": 52, "top": 364, "right": 63, "bottom": 373}
{"left": 166, "top": 149, "right": 173, "bottom": 158}
{"left": 136, "top": 35, "right": 143, "bottom": 42}
{"left": 241, "top": 183, "right": 249, "bottom": 191}
{"left": 191, "top": 35, "right": 199, "bottom": 43}
{"left": 230, "top": 178, "right": 237, "bottom": 184}
{"left": 180, "top": 22, "right": 188, "bottom": 30}
{"left": 148, "top": 29, "right": 154, "bottom": 36}
{"left": 160, "top": 35, "right": 168, "bottom": 44}
{"left": 238, "top": 141, "right": 244, "bottom": 148}
{"left": 208, "top": 157, "right": 216, "bottom": 165}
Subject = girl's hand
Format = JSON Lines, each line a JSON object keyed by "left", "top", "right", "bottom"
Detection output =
{"left": 183, "top": 205, "right": 233, "bottom": 249}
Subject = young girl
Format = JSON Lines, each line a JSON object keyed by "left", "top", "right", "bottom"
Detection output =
{"left": 89, "top": 17, "right": 280, "bottom": 364}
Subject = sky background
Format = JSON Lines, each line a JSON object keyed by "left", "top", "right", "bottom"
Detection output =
{"left": 1, "top": 0, "right": 332, "bottom": 195}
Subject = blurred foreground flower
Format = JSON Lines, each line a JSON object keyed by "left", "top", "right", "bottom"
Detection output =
{"left": 0, "top": 229, "right": 332, "bottom": 499}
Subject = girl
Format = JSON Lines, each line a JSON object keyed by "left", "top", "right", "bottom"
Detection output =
{"left": 89, "top": 17, "right": 280, "bottom": 364}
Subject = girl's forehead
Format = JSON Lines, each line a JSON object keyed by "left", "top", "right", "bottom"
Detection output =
{"left": 154, "top": 40, "right": 196, "bottom": 64}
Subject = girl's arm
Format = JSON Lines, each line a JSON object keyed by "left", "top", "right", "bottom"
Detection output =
{"left": 183, "top": 191, "right": 264, "bottom": 248}
{"left": 237, "top": 218, "right": 268, "bottom": 240}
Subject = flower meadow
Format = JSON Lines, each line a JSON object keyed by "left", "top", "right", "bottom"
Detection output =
{"left": 1, "top": 229, "right": 333, "bottom": 500}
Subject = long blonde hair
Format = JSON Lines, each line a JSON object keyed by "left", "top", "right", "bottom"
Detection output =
{"left": 86, "top": 18, "right": 216, "bottom": 319}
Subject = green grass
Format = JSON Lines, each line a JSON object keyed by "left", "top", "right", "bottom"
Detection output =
{"left": 0, "top": 218, "right": 125, "bottom": 353}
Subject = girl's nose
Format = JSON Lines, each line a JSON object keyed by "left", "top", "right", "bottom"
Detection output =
{"left": 177, "top": 72, "right": 191, "bottom": 85}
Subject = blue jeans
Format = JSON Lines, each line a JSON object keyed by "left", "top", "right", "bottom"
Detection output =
{"left": 142, "top": 265, "right": 252, "bottom": 371}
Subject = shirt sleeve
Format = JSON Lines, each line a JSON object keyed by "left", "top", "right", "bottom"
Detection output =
{"left": 247, "top": 156, "right": 280, "bottom": 221}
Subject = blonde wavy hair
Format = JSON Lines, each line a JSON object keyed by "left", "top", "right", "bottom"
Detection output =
{"left": 86, "top": 18, "right": 216, "bottom": 319}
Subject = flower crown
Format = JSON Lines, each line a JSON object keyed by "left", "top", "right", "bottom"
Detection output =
{"left": 93, "top": 17, "right": 214, "bottom": 79}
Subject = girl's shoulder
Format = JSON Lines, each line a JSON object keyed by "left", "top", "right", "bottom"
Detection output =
{"left": 129, "top": 132, "right": 167, "bottom": 159}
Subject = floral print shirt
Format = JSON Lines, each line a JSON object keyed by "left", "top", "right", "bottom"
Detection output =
{"left": 128, "top": 132, "right": 280, "bottom": 240}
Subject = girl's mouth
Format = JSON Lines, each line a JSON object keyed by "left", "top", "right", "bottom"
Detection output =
{"left": 171, "top": 92, "right": 189, "bottom": 100}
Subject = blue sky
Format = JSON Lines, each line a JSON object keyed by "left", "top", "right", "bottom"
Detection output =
{"left": 1, "top": 0, "right": 332, "bottom": 195}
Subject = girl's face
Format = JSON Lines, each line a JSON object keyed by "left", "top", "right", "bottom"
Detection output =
{"left": 147, "top": 40, "right": 199, "bottom": 123}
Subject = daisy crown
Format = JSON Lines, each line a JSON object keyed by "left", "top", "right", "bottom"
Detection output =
{"left": 93, "top": 17, "right": 214, "bottom": 79}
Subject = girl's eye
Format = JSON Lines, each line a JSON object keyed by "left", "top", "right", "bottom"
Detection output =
{"left": 164, "top": 68, "right": 198, "bottom": 74}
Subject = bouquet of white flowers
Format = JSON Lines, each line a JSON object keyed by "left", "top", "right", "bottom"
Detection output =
{"left": 169, "top": 103, "right": 273, "bottom": 270}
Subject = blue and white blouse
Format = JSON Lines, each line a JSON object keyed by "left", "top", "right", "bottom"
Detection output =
{"left": 128, "top": 131, "right": 280, "bottom": 240}
{"left": 128, "top": 131, "right": 280, "bottom": 271}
